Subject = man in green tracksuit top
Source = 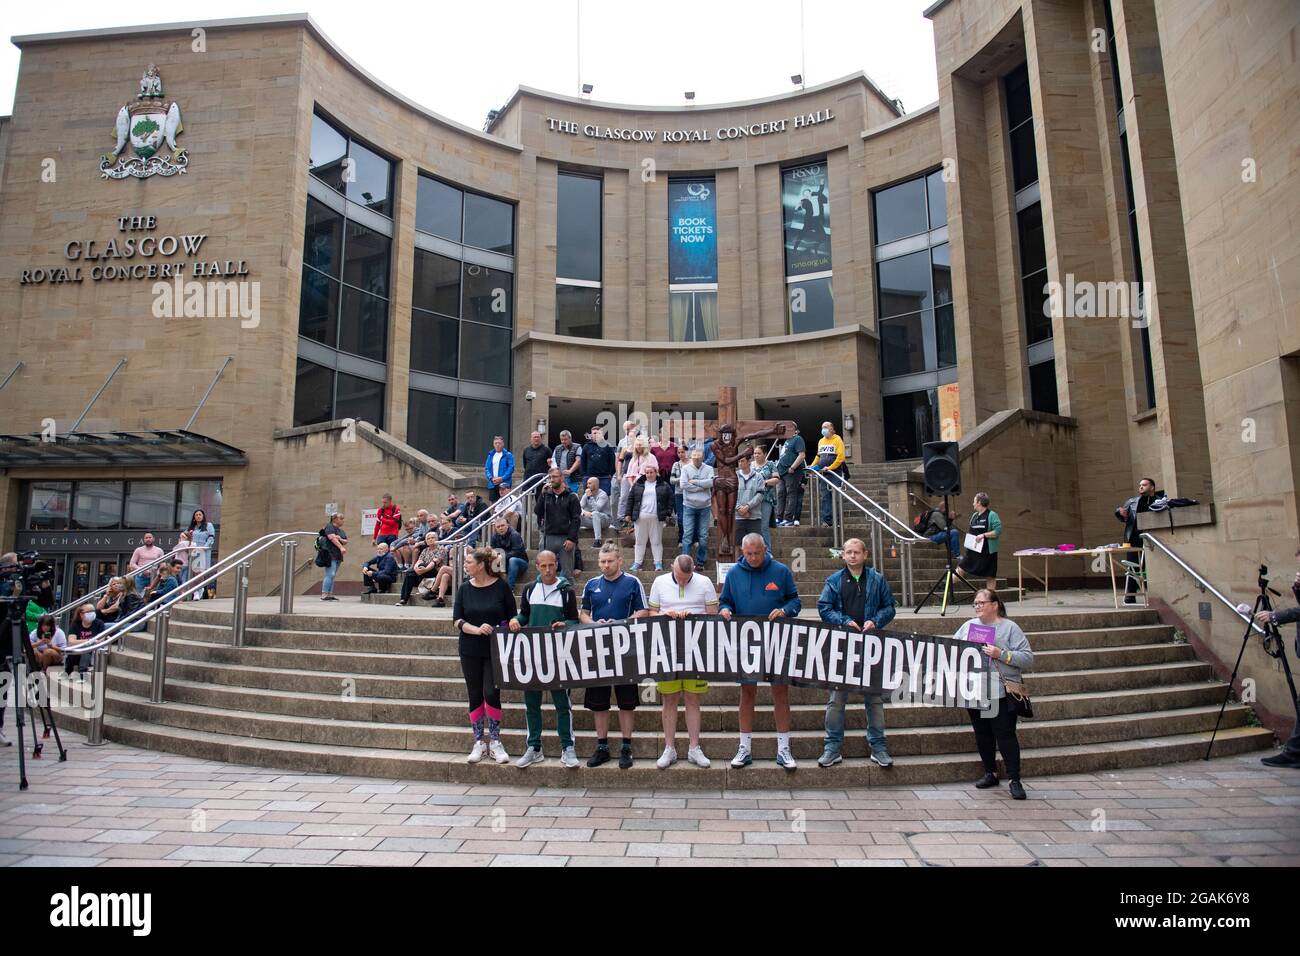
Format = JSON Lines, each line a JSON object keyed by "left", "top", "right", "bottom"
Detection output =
{"left": 508, "top": 550, "right": 581, "bottom": 769}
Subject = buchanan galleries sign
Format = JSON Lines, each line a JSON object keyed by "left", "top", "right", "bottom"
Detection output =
{"left": 19, "top": 215, "right": 249, "bottom": 286}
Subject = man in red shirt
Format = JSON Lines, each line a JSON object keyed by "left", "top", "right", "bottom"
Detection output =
{"left": 373, "top": 493, "right": 402, "bottom": 547}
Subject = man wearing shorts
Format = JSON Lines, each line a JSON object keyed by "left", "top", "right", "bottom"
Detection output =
{"left": 648, "top": 554, "right": 718, "bottom": 769}
{"left": 580, "top": 543, "right": 648, "bottom": 768}
{"left": 719, "top": 532, "right": 802, "bottom": 770}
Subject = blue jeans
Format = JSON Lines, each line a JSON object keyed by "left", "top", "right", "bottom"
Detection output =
{"left": 824, "top": 690, "right": 888, "bottom": 755}
{"left": 930, "top": 528, "right": 960, "bottom": 557}
{"left": 506, "top": 556, "right": 528, "bottom": 590}
{"left": 681, "top": 505, "right": 711, "bottom": 566}
{"left": 674, "top": 493, "right": 684, "bottom": 537}
{"left": 134, "top": 572, "right": 151, "bottom": 594}
{"left": 595, "top": 476, "right": 612, "bottom": 496}
{"left": 819, "top": 468, "right": 845, "bottom": 526}
{"left": 322, "top": 559, "right": 341, "bottom": 594}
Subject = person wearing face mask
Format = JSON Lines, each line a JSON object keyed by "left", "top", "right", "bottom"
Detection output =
{"left": 808, "top": 420, "right": 846, "bottom": 528}
{"left": 535, "top": 467, "right": 581, "bottom": 579}
{"left": 65, "top": 603, "right": 105, "bottom": 677}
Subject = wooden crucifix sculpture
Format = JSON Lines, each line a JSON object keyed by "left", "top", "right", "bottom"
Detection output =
{"left": 685, "top": 387, "right": 797, "bottom": 563}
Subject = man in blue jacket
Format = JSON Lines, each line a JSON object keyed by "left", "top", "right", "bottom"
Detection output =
{"left": 361, "top": 542, "right": 399, "bottom": 594}
{"left": 485, "top": 435, "right": 516, "bottom": 502}
{"left": 719, "top": 533, "right": 802, "bottom": 770}
{"left": 816, "top": 537, "right": 897, "bottom": 768}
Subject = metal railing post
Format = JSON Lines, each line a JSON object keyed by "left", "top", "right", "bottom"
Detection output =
{"left": 279, "top": 539, "right": 297, "bottom": 615}
{"left": 85, "top": 649, "right": 110, "bottom": 745}
{"left": 231, "top": 560, "right": 251, "bottom": 647}
{"left": 149, "top": 610, "right": 170, "bottom": 703}
{"left": 523, "top": 490, "right": 534, "bottom": 551}
{"left": 452, "top": 544, "right": 465, "bottom": 592}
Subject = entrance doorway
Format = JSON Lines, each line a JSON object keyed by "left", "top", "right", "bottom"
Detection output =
{"left": 63, "top": 555, "right": 122, "bottom": 605}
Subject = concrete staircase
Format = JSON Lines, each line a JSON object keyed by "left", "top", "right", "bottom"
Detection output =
{"left": 59, "top": 470, "right": 1273, "bottom": 787}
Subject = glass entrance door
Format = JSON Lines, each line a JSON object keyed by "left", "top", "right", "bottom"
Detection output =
{"left": 65, "top": 555, "right": 119, "bottom": 605}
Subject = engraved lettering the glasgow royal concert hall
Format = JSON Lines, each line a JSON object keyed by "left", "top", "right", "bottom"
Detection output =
{"left": 545, "top": 108, "right": 834, "bottom": 143}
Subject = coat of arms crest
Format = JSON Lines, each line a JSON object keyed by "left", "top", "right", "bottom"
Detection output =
{"left": 101, "top": 65, "right": 187, "bottom": 179}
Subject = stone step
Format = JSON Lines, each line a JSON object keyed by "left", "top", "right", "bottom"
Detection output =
{"left": 120, "top": 631, "right": 1195, "bottom": 679}
{"left": 103, "top": 664, "right": 1234, "bottom": 729}
{"left": 159, "top": 619, "right": 1175, "bottom": 655}
{"left": 55, "top": 710, "right": 1273, "bottom": 789}
{"left": 94, "top": 685, "right": 1254, "bottom": 759}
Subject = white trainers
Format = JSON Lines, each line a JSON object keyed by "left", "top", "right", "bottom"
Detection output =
{"left": 0, "top": 728, "right": 10, "bottom": 747}
{"left": 775, "top": 746, "right": 798, "bottom": 771}
{"left": 560, "top": 746, "right": 580, "bottom": 768}
{"left": 467, "top": 740, "right": 486, "bottom": 763}
{"left": 656, "top": 746, "right": 678, "bottom": 769}
{"left": 730, "top": 746, "right": 753, "bottom": 768}
{"left": 687, "top": 746, "right": 710, "bottom": 768}
{"left": 489, "top": 739, "right": 510, "bottom": 764}
{"left": 516, "top": 747, "right": 545, "bottom": 769}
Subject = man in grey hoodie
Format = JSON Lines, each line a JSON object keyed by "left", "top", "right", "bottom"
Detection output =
{"left": 679, "top": 448, "right": 715, "bottom": 569}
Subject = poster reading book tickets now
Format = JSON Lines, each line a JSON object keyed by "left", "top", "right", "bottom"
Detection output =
{"left": 667, "top": 179, "right": 718, "bottom": 284}
{"left": 782, "top": 161, "right": 831, "bottom": 276}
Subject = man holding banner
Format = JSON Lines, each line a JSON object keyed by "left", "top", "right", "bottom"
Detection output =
{"left": 720, "top": 533, "right": 802, "bottom": 770}
{"left": 648, "top": 555, "right": 718, "bottom": 769}
{"left": 509, "top": 551, "right": 581, "bottom": 770}
{"left": 579, "top": 543, "right": 649, "bottom": 769}
{"left": 816, "top": 538, "right": 897, "bottom": 768}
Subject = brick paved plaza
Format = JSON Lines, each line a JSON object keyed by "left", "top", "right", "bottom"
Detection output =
{"left": 2, "top": 729, "right": 1296, "bottom": 867}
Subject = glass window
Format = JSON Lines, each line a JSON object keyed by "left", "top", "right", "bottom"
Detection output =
{"left": 877, "top": 250, "right": 932, "bottom": 319}
{"left": 413, "top": 249, "right": 460, "bottom": 317}
{"left": 298, "top": 268, "right": 339, "bottom": 347}
{"left": 72, "top": 481, "right": 123, "bottom": 530}
{"left": 335, "top": 371, "right": 385, "bottom": 427}
{"left": 881, "top": 313, "right": 927, "bottom": 377}
{"left": 407, "top": 390, "right": 457, "bottom": 462}
{"left": 459, "top": 322, "right": 511, "bottom": 386}
{"left": 932, "top": 243, "right": 952, "bottom": 308}
{"left": 1022, "top": 272, "right": 1052, "bottom": 344}
{"left": 293, "top": 359, "right": 334, "bottom": 427}
{"left": 873, "top": 177, "right": 928, "bottom": 245}
{"left": 669, "top": 291, "right": 718, "bottom": 342}
{"left": 456, "top": 399, "right": 511, "bottom": 464}
{"left": 1009, "top": 122, "right": 1039, "bottom": 192}
{"left": 345, "top": 138, "right": 392, "bottom": 217}
{"left": 782, "top": 161, "right": 832, "bottom": 276}
{"left": 883, "top": 389, "right": 937, "bottom": 461}
{"left": 410, "top": 310, "right": 459, "bottom": 378}
{"left": 308, "top": 114, "right": 347, "bottom": 192}
{"left": 936, "top": 304, "right": 956, "bottom": 368}
{"left": 178, "top": 480, "right": 223, "bottom": 530}
{"left": 556, "top": 284, "right": 602, "bottom": 338}
{"left": 27, "top": 481, "right": 71, "bottom": 531}
{"left": 1029, "top": 359, "right": 1059, "bottom": 414}
{"left": 1005, "top": 63, "right": 1034, "bottom": 130}
{"left": 462, "top": 263, "right": 512, "bottom": 328}
{"left": 787, "top": 276, "right": 834, "bottom": 334}
{"left": 926, "top": 170, "right": 948, "bottom": 229}
{"left": 463, "top": 192, "right": 514, "bottom": 254}
{"left": 556, "top": 173, "right": 602, "bottom": 282}
{"left": 125, "top": 480, "right": 176, "bottom": 530}
{"left": 304, "top": 197, "right": 343, "bottom": 278}
{"left": 342, "top": 220, "right": 391, "bottom": 297}
{"left": 337, "top": 286, "right": 389, "bottom": 362}
{"left": 1016, "top": 204, "right": 1046, "bottom": 277}
{"left": 416, "top": 175, "right": 462, "bottom": 240}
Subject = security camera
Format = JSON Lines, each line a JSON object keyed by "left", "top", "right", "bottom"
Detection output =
{"left": 525, "top": 390, "right": 536, "bottom": 401}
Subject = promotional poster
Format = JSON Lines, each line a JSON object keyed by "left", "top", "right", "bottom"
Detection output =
{"left": 667, "top": 179, "right": 718, "bottom": 284}
{"left": 782, "top": 161, "right": 832, "bottom": 275}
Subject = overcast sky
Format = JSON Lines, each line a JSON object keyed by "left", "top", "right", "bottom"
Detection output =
{"left": 1, "top": 1, "right": 939, "bottom": 124}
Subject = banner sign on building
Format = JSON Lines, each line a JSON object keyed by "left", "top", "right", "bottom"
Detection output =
{"left": 493, "top": 615, "right": 991, "bottom": 706}
{"left": 782, "top": 161, "right": 832, "bottom": 276}
{"left": 667, "top": 179, "right": 718, "bottom": 284}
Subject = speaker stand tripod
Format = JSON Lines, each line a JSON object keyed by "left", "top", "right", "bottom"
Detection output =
{"left": 913, "top": 494, "right": 978, "bottom": 616}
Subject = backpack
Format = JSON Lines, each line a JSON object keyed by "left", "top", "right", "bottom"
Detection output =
{"left": 314, "top": 530, "right": 332, "bottom": 567}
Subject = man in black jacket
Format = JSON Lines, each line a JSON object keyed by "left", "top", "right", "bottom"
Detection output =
{"left": 1254, "top": 553, "right": 1300, "bottom": 768}
{"left": 521, "top": 431, "right": 552, "bottom": 482}
{"left": 535, "top": 467, "right": 580, "bottom": 578}
{"left": 581, "top": 426, "right": 617, "bottom": 496}
{"left": 1115, "top": 477, "right": 1159, "bottom": 604}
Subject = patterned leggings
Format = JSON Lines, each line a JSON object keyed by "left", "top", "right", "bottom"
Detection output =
{"left": 461, "top": 653, "right": 502, "bottom": 740}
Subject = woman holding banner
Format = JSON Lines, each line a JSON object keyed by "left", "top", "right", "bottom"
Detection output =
{"left": 454, "top": 547, "right": 517, "bottom": 766}
{"left": 954, "top": 588, "right": 1033, "bottom": 800}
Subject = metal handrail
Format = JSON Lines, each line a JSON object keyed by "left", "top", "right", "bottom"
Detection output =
{"left": 1142, "top": 531, "right": 1267, "bottom": 636}
{"left": 806, "top": 469, "right": 919, "bottom": 544}
{"left": 440, "top": 472, "right": 548, "bottom": 548}
{"left": 807, "top": 470, "right": 915, "bottom": 605}
{"left": 51, "top": 544, "right": 201, "bottom": 621}
{"left": 62, "top": 531, "right": 316, "bottom": 659}
{"left": 835, "top": 474, "right": 930, "bottom": 542}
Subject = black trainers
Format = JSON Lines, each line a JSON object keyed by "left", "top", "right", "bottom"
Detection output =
{"left": 586, "top": 745, "right": 611, "bottom": 768}
{"left": 1008, "top": 779, "right": 1027, "bottom": 800}
{"left": 974, "top": 772, "right": 1000, "bottom": 789}
{"left": 618, "top": 744, "right": 634, "bottom": 769}
{"left": 1261, "top": 752, "right": 1300, "bottom": 769}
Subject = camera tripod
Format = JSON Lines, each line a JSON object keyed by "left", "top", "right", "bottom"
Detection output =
{"left": 4, "top": 597, "right": 68, "bottom": 790}
{"left": 1206, "top": 564, "right": 1300, "bottom": 761}
{"left": 913, "top": 494, "right": 977, "bottom": 616}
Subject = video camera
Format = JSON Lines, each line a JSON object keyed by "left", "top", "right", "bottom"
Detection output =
{"left": 0, "top": 550, "right": 55, "bottom": 602}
